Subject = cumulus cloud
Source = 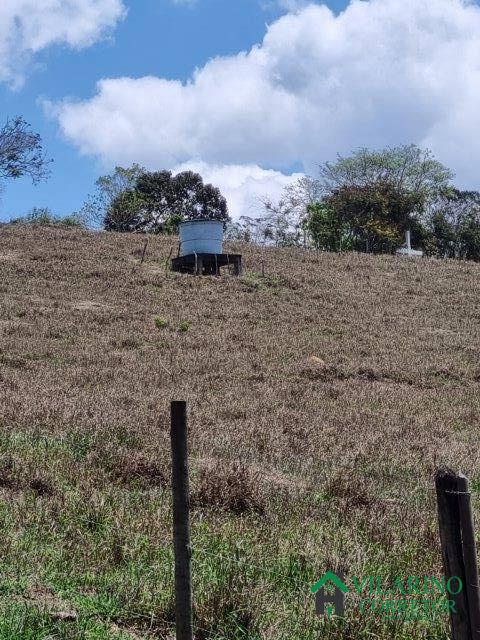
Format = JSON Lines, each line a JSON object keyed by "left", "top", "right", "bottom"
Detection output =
{"left": 172, "top": 161, "right": 303, "bottom": 219}
{"left": 0, "top": 0, "right": 126, "bottom": 86}
{"left": 51, "top": 0, "right": 480, "bottom": 215}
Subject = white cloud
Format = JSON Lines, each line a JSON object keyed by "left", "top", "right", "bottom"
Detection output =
{"left": 0, "top": 0, "right": 126, "bottom": 86}
{"left": 51, "top": 0, "right": 480, "bottom": 216}
{"left": 172, "top": 161, "right": 303, "bottom": 219}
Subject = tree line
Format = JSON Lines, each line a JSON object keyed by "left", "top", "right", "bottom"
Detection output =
{"left": 2, "top": 116, "right": 480, "bottom": 261}
{"left": 229, "top": 145, "right": 480, "bottom": 261}
{"left": 85, "top": 144, "right": 480, "bottom": 262}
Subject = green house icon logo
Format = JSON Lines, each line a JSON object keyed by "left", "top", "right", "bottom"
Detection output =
{"left": 311, "top": 571, "right": 348, "bottom": 617}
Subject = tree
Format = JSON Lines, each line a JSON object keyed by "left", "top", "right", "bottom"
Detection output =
{"left": 255, "top": 177, "right": 321, "bottom": 248}
{"left": 278, "top": 175, "right": 325, "bottom": 235}
{"left": 291, "top": 145, "right": 454, "bottom": 253}
{"left": 305, "top": 203, "right": 351, "bottom": 252}
{"left": 259, "top": 197, "right": 304, "bottom": 246}
{"left": 322, "top": 181, "right": 424, "bottom": 253}
{"left": 458, "top": 210, "right": 480, "bottom": 261}
{"left": 319, "top": 145, "right": 453, "bottom": 208}
{"left": 105, "top": 170, "right": 229, "bottom": 233}
{"left": 103, "top": 189, "right": 148, "bottom": 232}
{"left": 134, "top": 170, "right": 229, "bottom": 231}
{"left": 260, "top": 145, "right": 453, "bottom": 251}
{"left": 224, "top": 216, "right": 266, "bottom": 244}
{"left": 224, "top": 219, "right": 253, "bottom": 243}
{"left": 427, "top": 189, "right": 480, "bottom": 260}
{"left": 78, "top": 164, "right": 146, "bottom": 228}
{"left": 81, "top": 165, "right": 230, "bottom": 233}
{"left": 0, "top": 117, "right": 51, "bottom": 187}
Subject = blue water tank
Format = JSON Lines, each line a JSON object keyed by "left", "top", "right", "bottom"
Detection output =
{"left": 179, "top": 219, "right": 223, "bottom": 256}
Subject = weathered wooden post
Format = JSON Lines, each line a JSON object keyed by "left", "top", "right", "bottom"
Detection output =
{"left": 435, "top": 469, "right": 480, "bottom": 639}
{"left": 171, "top": 401, "right": 193, "bottom": 640}
{"left": 457, "top": 475, "right": 480, "bottom": 640}
{"left": 140, "top": 236, "right": 149, "bottom": 265}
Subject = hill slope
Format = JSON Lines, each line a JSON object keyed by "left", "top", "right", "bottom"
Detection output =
{"left": 1, "top": 225, "right": 479, "bottom": 639}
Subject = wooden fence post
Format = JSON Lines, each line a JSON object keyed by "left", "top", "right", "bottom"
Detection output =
{"left": 457, "top": 475, "right": 480, "bottom": 639}
{"left": 435, "top": 469, "right": 480, "bottom": 639}
{"left": 140, "top": 236, "right": 149, "bottom": 265}
{"left": 171, "top": 401, "right": 193, "bottom": 640}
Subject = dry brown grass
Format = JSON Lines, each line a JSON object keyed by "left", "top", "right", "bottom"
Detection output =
{"left": 0, "top": 224, "right": 479, "bottom": 638}
{"left": 191, "top": 461, "right": 265, "bottom": 515}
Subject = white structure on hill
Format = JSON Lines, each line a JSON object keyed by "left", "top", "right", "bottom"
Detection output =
{"left": 396, "top": 230, "right": 423, "bottom": 258}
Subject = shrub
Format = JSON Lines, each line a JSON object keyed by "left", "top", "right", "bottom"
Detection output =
{"left": 178, "top": 321, "right": 190, "bottom": 332}
{"left": 241, "top": 271, "right": 287, "bottom": 291}
{"left": 154, "top": 316, "right": 168, "bottom": 329}
{"left": 10, "top": 207, "right": 85, "bottom": 228}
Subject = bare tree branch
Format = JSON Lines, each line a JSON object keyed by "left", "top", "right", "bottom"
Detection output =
{"left": 0, "top": 117, "right": 52, "bottom": 185}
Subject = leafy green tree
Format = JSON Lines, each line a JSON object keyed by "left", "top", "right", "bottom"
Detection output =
{"left": 98, "top": 168, "right": 229, "bottom": 233}
{"left": 427, "top": 189, "right": 480, "bottom": 260}
{"left": 305, "top": 203, "right": 351, "bottom": 252}
{"left": 103, "top": 189, "right": 147, "bottom": 232}
{"left": 320, "top": 145, "right": 453, "bottom": 207}
{"left": 78, "top": 164, "right": 146, "bottom": 228}
{"left": 322, "top": 181, "right": 424, "bottom": 253}
{"left": 428, "top": 211, "right": 457, "bottom": 258}
{"left": 270, "top": 145, "right": 453, "bottom": 251}
{"left": 163, "top": 213, "right": 184, "bottom": 235}
{"left": 133, "top": 170, "right": 229, "bottom": 232}
{"left": 458, "top": 211, "right": 480, "bottom": 261}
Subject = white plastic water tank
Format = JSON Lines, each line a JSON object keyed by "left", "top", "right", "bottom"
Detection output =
{"left": 179, "top": 219, "right": 223, "bottom": 256}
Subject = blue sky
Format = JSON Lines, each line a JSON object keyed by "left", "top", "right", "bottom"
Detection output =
{"left": 1, "top": 0, "right": 480, "bottom": 221}
{"left": 2, "top": 0, "right": 328, "bottom": 219}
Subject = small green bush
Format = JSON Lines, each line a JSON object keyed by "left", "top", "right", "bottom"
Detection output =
{"left": 10, "top": 207, "right": 86, "bottom": 228}
{"left": 241, "top": 271, "right": 285, "bottom": 291}
{"left": 240, "top": 272, "right": 262, "bottom": 290}
{"left": 154, "top": 316, "right": 168, "bottom": 329}
{"left": 178, "top": 321, "right": 190, "bottom": 332}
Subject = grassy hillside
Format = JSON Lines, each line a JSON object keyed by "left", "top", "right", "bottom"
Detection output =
{"left": 0, "top": 224, "right": 479, "bottom": 639}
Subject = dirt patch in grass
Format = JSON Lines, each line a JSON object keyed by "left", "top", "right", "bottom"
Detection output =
{"left": 0, "top": 250, "right": 21, "bottom": 262}
{"left": 72, "top": 300, "right": 110, "bottom": 311}
{"left": 25, "top": 586, "right": 77, "bottom": 622}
